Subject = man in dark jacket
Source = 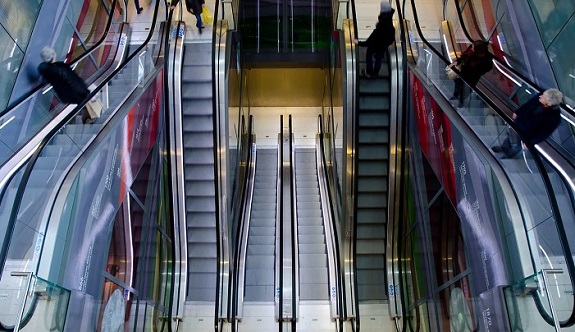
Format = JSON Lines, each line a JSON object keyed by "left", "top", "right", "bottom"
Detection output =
{"left": 38, "top": 46, "right": 90, "bottom": 105}
{"left": 170, "top": 0, "right": 205, "bottom": 32}
{"left": 492, "top": 88, "right": 564, "bottom": 158}
{"left": 358, "top": 2, "right": 395, "bottom": 79}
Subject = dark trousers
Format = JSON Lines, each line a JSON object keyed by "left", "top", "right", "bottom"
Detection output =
{"left": 501, "top": 128, "right": 522, "bottom": 158}
{"left": 453, "top": 78, "right": 470, "bottom": 103}
{"left": 195, "top": 13, "right": 203, "bottom": 28}
{"left": 134, "top": 0, "right": 142, "bottom": 11}
{"left": 365, "top": 48, "right": 385, "bottom": 77}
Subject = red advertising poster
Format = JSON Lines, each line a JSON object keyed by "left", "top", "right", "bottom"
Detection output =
{"left": 411, "top": 72, "right": 430, "bottom": 156}
{"left": 411, "top": 73, "right": 457, "bottom": 201}
{"left": 430, "top": 97, "right": 456, "bottom": 202}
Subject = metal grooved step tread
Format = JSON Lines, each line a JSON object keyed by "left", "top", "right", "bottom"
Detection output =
{"left": 295, "top": 148, "right": 329, "bottom": 300}
{"left": 356, "top": 51, "right": 391, "bottom": 301}
{"left": 182, "top": 42, "right": 217, "bottom": 302}
{"left": 245, "top": 148, "right": 278, "bottom": 301}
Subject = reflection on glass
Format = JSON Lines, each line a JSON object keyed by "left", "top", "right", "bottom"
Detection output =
{"left": 439, "top": 277, "right": 475, "bottom": 332}
{"left": 19, "top": 275, "right": 71, "bottom": 332}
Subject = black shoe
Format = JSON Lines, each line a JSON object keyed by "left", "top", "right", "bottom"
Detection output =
{"left": 360, "top": 69, "right": 369, "bottom": 78}
{"left": 458, "top": 100, "right": 465, "bottom": 107}
{"left": 198, "top": 26, "right": 204, "bottom": 34}
{"left": 137, "top": 7, "right": 143, "bottom": 14}
{"left": 491, "top": 146, "right": 502, "bottom": 153}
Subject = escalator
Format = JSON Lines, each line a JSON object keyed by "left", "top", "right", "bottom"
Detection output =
{"left": 0, "top": 2, "right": 175, "bottom": 330}
{"left": 0, "top": 0, "right": 129, "bottom": 174}
{"left": 244, "top": 147, "right": 277, "bottom": 303}
{"left": 354, "top": 47, "right": 390, "bottom": 302}
{"left": 294, "top": 147, "right": 329, "bottom": 301}
{"left": 232, "top": 114, "right": 340, "bottom": 331}
{"left": 391, "top": 0, "right": 575, "bottom": 330}
{"left": 180, "top": 40, "right": 218, "bottom": 303}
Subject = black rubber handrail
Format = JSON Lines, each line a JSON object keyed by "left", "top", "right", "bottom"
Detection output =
{"left": 0, "top": 0, "right": 164, "bottom": 286}
{"left": 390, "top": 2, "right": 412, "bottom": 331}
{"left": 349, "top": 2, "right": 361, "bottom": 331}
{"left": 0, "top": 0, "right": 124, "bottom": 277}
{"left": 211, "top": 0, "right": 227, "bottom": 327}
{"left": 163, "top": 6, "right": 179, "bottom": 332}
{"left": 317, "top": 114, "right": 344, "bottom": 332}
{"left": 288, "top": 114, "right": 296, "bottom": 331}
{"left": 453, "top": 0, "right": 575, "bottom": 327}
{"left": 2, "top": 1, "right": 123, "bottom": 115}
{"left": 408, "top": 0, "right": 575, "bottom": 328}
{"left": 451, "top": 0, "right": 575, "bottom": 172}
{"left": 452, "top": 0, "right": 574, "bottom": 117}
{"left": 450, "top": 0, "right": 575, "bottom": 327}
{"left": 230, "top": 114, "right": 253, "bottom": 332}
{"left": 279, "top": 115, "right": 284, "bottom": 332}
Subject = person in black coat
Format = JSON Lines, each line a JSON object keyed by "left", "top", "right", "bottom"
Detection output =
{"left": 449, "top": 40, "right": 493, "bottom": 107}
{"left": 170, "top": 0, "right": 205, "bottom": 32}
{"left": 38, "top": 46, "right": 90, "bottom": 105}
{"left": 492, "top": 88, "right": 564, "bottom": 158}
{"left": 357, "top": 2, "right": 395, "bottom": 79}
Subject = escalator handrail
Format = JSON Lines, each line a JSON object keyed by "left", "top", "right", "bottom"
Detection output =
{"left": 387, "top": 2, "right": 410, "bottom": 329}
{"left": 230, "top": 114, "right": 254, "bottom": 331}
{"left": 317, "top": 114, "right": 344, "bottom": 331}
{"left": 2, "top": 1, "right": 125, "bottom": 116}
{"left": 451, "top": 0, "right": 575, "bottom": 327}
{"left": 278, "top": 115, "right": 284, "bottom": 328}
{"left": 164, "top": 7, "right": 182, "bottom": 332}
{"left": 0, "top": 0, "right": 165, "bottom": 278}
{"left": 0, "top": 0, "right": 124, "bottom": 276}
{"left": 407, "top": 0, "right": 575, "bottom": 327}
{"left": 212, "top": 0, "right": 233, "bottom": 327}
{"left": 288, "top": 114, "right": 297, "bottom": 330}
{"left": 341, "top": 15, "right": 361, "bottom": 332}
{"left": 452, "top": 0, "right": 574, "bottom": 117}
{"left": 450, "top": 0, "right": 575, "bottom": 175}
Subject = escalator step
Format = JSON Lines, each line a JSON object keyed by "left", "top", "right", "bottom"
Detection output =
{"left": 357, "top": 146, "right": 389, "bottom": 159}
{"left": 249, "top": 218, "right": 275, "bottom": 227}
{"left": 186, "top": 197, "right": 216, "bottom": 212}
{"left": 188, "top": 243, "right": 217, "bottom": 257}
{"left": 248, "top": 235, "right": 275, "bottom": 245}
{"left": 359, "top": 113, "right": 389, "bottom": 127}
{"left": 356, "top": 240, "right": 385, "bottom": 253}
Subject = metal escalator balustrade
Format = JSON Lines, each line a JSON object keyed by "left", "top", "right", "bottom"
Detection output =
{"left": 354, "top": 46, "right": 390, "bottom": 302}
{"left": 0, "top": 2, "right": 168, "bottom": 328}
{"left": 0, "top": 34, "right": 158, "bottom": 279}
{"left": 180, "top": 41, "right": 218, "bottom": 302}
{"left": 401, "top": 0, "right": 575, "bottom": 328}
{"left": 0, "top": 1, "right": 128, "bottom": 175}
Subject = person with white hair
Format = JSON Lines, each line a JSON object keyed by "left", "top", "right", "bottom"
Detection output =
{"left": 492, "top": 88, "right": 564, "bottom": 158}
{"left": 38, "top": 46, "right": 90, "bottom": 105}
{"left": 357, "top": 1, "right": 395, "bottom": 79}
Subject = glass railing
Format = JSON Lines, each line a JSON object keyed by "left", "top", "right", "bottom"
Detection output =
{"left": 404, "top": 0, "right": 575, "bottom": 327}
{"left": 1, "top": 272, "right": 70, "bottom": 331}
{"left": 0, "top": 1, "right": 168, "bottom": 329}
{"left": 1, "top": 0, "right": 126, "bottom": 111}
{"left": 329, "top": 0, "right": 359, "bottom": 328}
{"left": 504, "top": 269, "right": 567, "bottom": 331}
{"left": 445, "top": 0, "right": 575, "bottom": 165}
{"left": 0, "top": 0, "right": 127, "bottom": 171}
